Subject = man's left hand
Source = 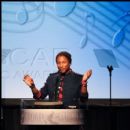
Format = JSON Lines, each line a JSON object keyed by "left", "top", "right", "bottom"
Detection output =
{"left": 82, "top": 69, "right": 92, "bottom": 81}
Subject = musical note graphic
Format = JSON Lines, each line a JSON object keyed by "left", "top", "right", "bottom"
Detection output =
{"left": 2, "top": 2, "right": 44, "bottom": 33}
{"left": 112, "top": 10, "right": 130, "bottom": 48}
{"left": 80, "top": 13, "right": 95, "bottom": 49}
{"left": 54, "top": 2, "right": 76, "bottom": 17}
{"left": 16, "top": 2, "right": 28, "bottom": 25}
{"left": 112, "top": 10, "right": 130, "bottom": 26}
{"left": 80, "top": 33, "right": 88, "bottom": 49}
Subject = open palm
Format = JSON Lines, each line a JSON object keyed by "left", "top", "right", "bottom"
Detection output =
{"left": 82, "top": 69, "right": 92, "bottom": 81}
{"left": 23, "top": 75, "right": 34, "bottom": 87}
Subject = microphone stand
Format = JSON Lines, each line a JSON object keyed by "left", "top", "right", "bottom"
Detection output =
{"left": 107, "top": 65, "right": 113, "bottom": 106}
{"left": 107, "top": 65, "right": 116, "bottom": 130}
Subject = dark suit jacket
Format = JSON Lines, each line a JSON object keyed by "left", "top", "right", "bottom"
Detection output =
{"left": 34, "top": 70, "right": 88, "bottom": 107}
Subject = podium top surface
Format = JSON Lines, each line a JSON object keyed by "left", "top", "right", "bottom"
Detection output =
{"left": 2, "top": 98, "right": 130, "bottom": 108}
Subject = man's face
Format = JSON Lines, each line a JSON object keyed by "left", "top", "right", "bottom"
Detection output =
{"left": 56, "top": 56, "right": 70, "bottom": 73}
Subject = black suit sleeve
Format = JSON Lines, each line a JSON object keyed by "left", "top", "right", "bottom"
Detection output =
{"left": 33, "top": 75, "right": 51, "bottom": 99}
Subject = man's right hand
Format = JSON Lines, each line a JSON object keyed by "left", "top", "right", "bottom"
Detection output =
{"left": 23, "top": 75, "right": 34, "bottom": 87}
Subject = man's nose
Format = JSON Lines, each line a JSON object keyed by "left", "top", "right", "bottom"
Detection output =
{"left": 59, "top": 64, "right": 63, "bottom": 68}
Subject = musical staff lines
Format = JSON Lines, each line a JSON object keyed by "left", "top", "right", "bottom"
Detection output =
{"left": 2, "top": 2, "right": 44, "bottom": 33}
{"left": 2, "top": 2, "right": 130, "bottom": 69}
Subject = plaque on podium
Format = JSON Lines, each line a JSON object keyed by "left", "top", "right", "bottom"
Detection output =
{"left": 21, "top": 109, "right": 84, "bottom": 125}
{"left": 20, "top": 99, "right": 84, "bottom": 125}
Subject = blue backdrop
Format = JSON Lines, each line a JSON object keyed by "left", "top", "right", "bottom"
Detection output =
{"left": 2, "top": 1, "right": 130, "bottom": 98}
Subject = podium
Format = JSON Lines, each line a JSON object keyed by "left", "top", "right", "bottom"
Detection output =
{"left": 21, "top": 109, "right": 84, "bottom": 125}
{"left": 2, "top": 99, "right": 130, "bottom": 130}
{"left": 20, "top": 100, "right": 84, "bottom": 125}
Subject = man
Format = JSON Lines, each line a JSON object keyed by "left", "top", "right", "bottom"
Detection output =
{"left": 23, "top": 51, "right": 92, "bottom": 107}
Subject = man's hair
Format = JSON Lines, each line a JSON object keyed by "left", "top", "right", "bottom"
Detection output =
{"left": 56, "top": 51, "right": 72, "bottom": 64}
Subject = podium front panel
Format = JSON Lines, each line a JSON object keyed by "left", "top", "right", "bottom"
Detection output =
{"left": 21, "top": 109, "right": 84, "bottom": 125}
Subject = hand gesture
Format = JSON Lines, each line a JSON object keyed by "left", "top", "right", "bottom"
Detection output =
{"left": 23, "top": 75, "right": 34, "bottom": 87}
{"left": 82, "top": 69, "right": 92, "bottom": 81}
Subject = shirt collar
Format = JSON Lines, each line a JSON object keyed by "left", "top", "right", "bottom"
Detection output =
{"left": 58, "top": 68, "right": 72, "bottom": 76}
